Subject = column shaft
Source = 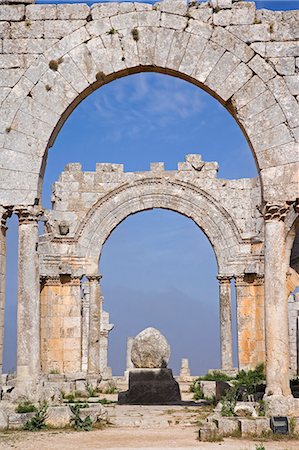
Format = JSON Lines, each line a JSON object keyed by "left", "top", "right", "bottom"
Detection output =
{"left": 218, "top": 276, "right": 233, "bottom": 370}
{"left": 265, "top": 218, "right": 291, "bottom": 396}
{"left": 81, "top": 282, "right": 90, "bottom": 373}
{"left": 0, "top": 210, "right": 8, "bottom": 383}
{"left": 235, "top": 274, "right": 265, "bottom": 370}
{"left": 17, "top": 210, "right": 40, "bottom": 382}
{"left": 88, "top": 276, "right": 101, "bottom": 374}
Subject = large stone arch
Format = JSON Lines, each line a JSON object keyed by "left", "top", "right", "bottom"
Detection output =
{"left": 74, "top": 178, "right": 248, "bottom": 276}
{"left": 0, "top": 0, "right": 298, "bottom": 206}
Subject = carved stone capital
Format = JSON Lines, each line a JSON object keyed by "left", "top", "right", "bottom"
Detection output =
{"left": 0, "top": 207, "right": 12, "bottom": 231}
{"left": 40, "top": 275, "right": 61, "bottom": 286}
{"left": 263, "top": 203, "right": 289, "bottom": 222}
{"left": 217, "top": 275, "right": 232, "bottom": 284}
{"left": 87, "top": 275, "right": 102, "bottom": 283}
{"left": 235, "top": 273, "right": 264, "bottom": 286}
{"left": 16, "top": 207, "right": 43, "bottom": 225}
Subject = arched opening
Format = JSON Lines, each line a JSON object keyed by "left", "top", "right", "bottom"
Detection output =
{"left": 99, "top": 208, "right": 227, "bottom": 376}
{"left": 42, "top": 72, "right": 257, "bottom": 208}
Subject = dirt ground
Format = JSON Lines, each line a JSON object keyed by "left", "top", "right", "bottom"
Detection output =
{"left": 1, "top": 427, "right": 299, "bottom": 450}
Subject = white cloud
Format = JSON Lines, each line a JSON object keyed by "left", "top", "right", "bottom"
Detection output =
{"left": 86, "top": 73, "right": 205, "bottom": 141}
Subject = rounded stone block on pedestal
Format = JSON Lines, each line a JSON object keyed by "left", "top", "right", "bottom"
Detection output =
{"left": 131, "top": 327, "right": 170, "bottom": 369}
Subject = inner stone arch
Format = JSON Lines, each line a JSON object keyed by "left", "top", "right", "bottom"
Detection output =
{"left": 98, "top": 208, "right": 221, "bottom": 376}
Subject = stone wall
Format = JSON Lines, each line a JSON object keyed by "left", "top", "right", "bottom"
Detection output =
{"left": 39, "top": 154, "right": 264, "bottom": 278}
{"left": 0, "top": 0, "right": 298, "bottom": 206}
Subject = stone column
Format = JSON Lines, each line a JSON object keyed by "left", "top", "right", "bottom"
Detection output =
{"left": 99, "top": 310, "right": 114, "bottom": 379}
{"left": 126, "top": 336, "right": 134, "bottom": 371}
{"left": 264, "top": 203, "right": 291, "bottom": 397}
{"left": 16, "top": 208, "right": 41, "bottom": 383}
{"left": 218, "top": 276, "right": 233, "bottom": 371}
{"left": 40, "top": 274, "right": 82, "bottom": 373}
{"left": 235, "top": 274, "right": 265, "bottom": 370}
{"left": 81, "top": 281, "right": 90, "bottom": 373}
{"left": 0, "top": 208, "right": 9, "bottom": 384}
{"left": 87, "top": 275, "right": 101, "bottom": 374}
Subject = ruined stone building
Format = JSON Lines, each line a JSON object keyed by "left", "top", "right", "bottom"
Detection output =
{"left": 0, "top": 0, "right": 298, "bottom": 413}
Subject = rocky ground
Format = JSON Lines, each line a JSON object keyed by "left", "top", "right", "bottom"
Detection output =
{"left": 1, "top": 427, "right": 299, "bottom": 450}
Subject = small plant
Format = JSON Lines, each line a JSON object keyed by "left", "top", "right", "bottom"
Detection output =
{"left": 85, "top": 382, "right": 96, "bottom": 397}
{"left": 258, "top": 399, "right": 265, "bottom": 417}
{"left": 289, "top": 417, "right": 296, "bottom": 434}
{"left": 49, "top": 57, "right": 63, "bottom": 72}
{"left": 197, "top": 370, "right": 233, "bottom": 382}
{"left": 107, "top": 28, "right": 117, "bottom": 35}
{"left": 45, "top": 84, "right": 52, "bottom": 91}
{"left": 269, "top": 23, "right": 274, "bottom": 33}
{"left": 103, "top": 381, "right": 117, "bottom": 394}
{"left": 255, "top": 444, "right": 266, "bottom": 450}
{"left": 254, "top": 18, "right": 262, "bottom": 24}
{"left": 98, "top": 398, "right": 116, "bottom": 405}
{"left": 24, "top": 19, "right": 31, "bottom": 27}
{"left": 131, "top": 27, "right": 139, "bottom": 42}
{"left": 221, "top": 384, "right": 238, "bottom": 417}
{"left": 16, "top": 401, "right": 36, "bottom": 414}
{"left": 189, "top": 380, "right": 204, "bottom": 400}
{"left": 64, "top": 393, "right": 76, "bottom": 403}
{"left": 49, "top": 369, "right": 60, "bottom": 374}
{"left": 96, "top": 71, "right": 106, "bottom": 82}
{"left": 23, "top": 401, "right": 48, "bottom": 431}
{"left": 70, "top": 404, "right": 93, "bottom": 431}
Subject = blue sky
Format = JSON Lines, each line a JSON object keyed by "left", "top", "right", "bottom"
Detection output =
{"left": 3, "top": 0, "right": 298, "bottom": 376}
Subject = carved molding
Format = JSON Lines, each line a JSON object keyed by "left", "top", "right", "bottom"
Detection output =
{"left": 16, "top": 207, "right": 43, "bottom": 225}
{"left": 87, "top": 275, "right": 102, "bottom": 283}
{"left": 217, "top": 275, "right": 232, "bottom": 284}
{"left": 235, "top": 274, "right": 264, "bottom": 286}
{"left": 264, "top": 203, "right": 290, "bottom": 222}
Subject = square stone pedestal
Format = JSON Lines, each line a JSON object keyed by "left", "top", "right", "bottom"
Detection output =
{"left": 118, "top": 368, "right": 181, "bottom": 405}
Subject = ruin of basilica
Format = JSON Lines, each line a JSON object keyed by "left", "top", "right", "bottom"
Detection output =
{"left": 0, "top": 0, "right": 298, "bottom": 430}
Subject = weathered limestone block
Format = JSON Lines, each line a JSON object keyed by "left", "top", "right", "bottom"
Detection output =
{"left": 131, "top": 327, "right": 170, "bottom": 369}
{"left": 45, "top": 406, "right": 71, "bottom": 428}
{"left": 270, "top": 57, "right": 295, "bottom": 75}
{"left": 26, "top": 4, "right": 57, "bottom": 21}
{"left": 0, "top": 5, "right": 24, "bottom": 21}
{"left": 211, "top": 27, "right": 254, "bottom": 62}
{"left": 227, "top": 24, "right": 271, "bottom": 43}
{"left": 0, "top": 408, "right": 8, "bottom": 431}
{"left": 57, "top": 4, "right": 89, "bottom": 20}
{"left": 156, "top": 0, "right": 187, "bottom": 16}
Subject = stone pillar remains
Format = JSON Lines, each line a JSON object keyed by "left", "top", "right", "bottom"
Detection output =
{"left": 288, "top": 293, "right": 299, "bottom": 378}
{"left": 40, "top": 275, "right": 82, "bottom": 373}
{"left": 235, "top": 274, "right": 265, "bottom": 370}
{"left": 218, "top": 276, "right": 233, "bottom": 371}
{"left": 179, "top": 358, "right": 191, "bottom": 381}
{"left": 16, "top": 209, "right": 40, "bottom": 383}
{"left": 126, "top": 337, "right": 134, "bottom": 371}
{"left": 87, "top": 275, "right": 101, "bottom": 374}
{"left": 0, "top": 208, "right": 9, "bottom": 385}
{"left": 99, "top": 310, "right": 114, "bottom": 379}
{"left": 81, "top": 281, "right": 90, "bottom": 373}
{"left": 264, "top": 204, "right": 291, "bottom": 397}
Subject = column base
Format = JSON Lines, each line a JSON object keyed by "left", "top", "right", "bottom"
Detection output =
{"left": 11, "top": 378, "right": 42, "bottom": 403}
{"left": 264, "top": 394, "right": 298, "bottom": 416}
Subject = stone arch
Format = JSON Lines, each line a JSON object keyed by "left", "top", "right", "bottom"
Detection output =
{"left": 74, "top": 178, "right": 248, "bottom": 276}
{"left": 0, "top": 1, "right": 297, "bottom": 206}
